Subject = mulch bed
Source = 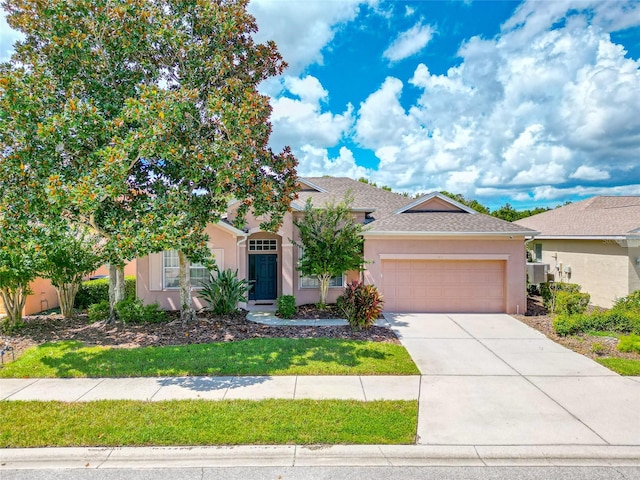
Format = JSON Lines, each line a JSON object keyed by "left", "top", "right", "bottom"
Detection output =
{"left": 1, "top": 305, "right": 397, "bottom": 363}
{"left": 513, "top": 296, "right": 639, "bottom": 361}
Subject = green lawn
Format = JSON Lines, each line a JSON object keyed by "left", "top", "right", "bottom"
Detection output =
{"left": 0, "top": 338, "right": 419, "bottom": 378}
{"left": 596, "top": 357, "right": 640, "bottom": 376}
{"left": 0, "top": 399, "right": 418, "bottom": 447}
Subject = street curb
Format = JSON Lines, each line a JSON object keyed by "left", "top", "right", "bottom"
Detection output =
{"left": 2, "top": 445, "right": 640, "bottom": 469}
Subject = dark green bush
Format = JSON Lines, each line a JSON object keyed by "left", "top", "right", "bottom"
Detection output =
{"left": 199, "top": 268, "right": 251, "bottom": 315}
{"left": 75, "top": 276, "right": 136, "bottom": 309}
{"left": 114, "top": 298, "right": 166, "bottom": 324}
{"left": 555, "top": 291, "right": 590, "bottom": 315}
{"left": 553, "top": 310, "right": 640, "bottom": 336}
{"left": 87, "top": 301, "right": 110, "bottom": 323}
{"left": 540, "top": 282, "right": 583, "bottom": 312}
{"left": 337, "top": 281, "right": 384, "bottom": 331}
{"left": 276, "top": 295, "right": 296, "bottom": 319}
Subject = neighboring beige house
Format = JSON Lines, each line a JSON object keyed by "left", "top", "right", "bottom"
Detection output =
{"left": 515, "top": 196, "right": 640, "bottom": 308}
{"left": 138, "top": 177, "right": 536, "bottom": 314}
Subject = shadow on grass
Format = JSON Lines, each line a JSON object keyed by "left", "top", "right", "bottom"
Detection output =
{"left": 7, "top": 338, "right": 403, "bottom": 381}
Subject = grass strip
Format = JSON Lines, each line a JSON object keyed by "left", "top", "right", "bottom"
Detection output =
{"left": 0, "top": 339, "right": 419, "bottom": 378}
{"left": 596, "top": 357, "right": 640, "bottom": 376}
{"left": 0, "top": 399, "right": 417, "bottom": 447}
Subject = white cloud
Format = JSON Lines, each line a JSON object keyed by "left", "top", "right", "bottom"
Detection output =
{"left": 570, "top": 165, "right": 610, "bottom": 181}
{"left": 283, "top": 76, "right": 328, "bottom": 106}
{"left": 269, "top": 87, "right": 353, "bottom": 152}
{"left": 354, "top": 0, "right": 640, "bottom": 203}
{"left": 383, "top": 22, "right": 435, "bottom": 63}
{"left": 296, "top": 145, "right": 371, "bottom": 179}
{"left": 248, "top": 0, "right": 368, "bottom": 74}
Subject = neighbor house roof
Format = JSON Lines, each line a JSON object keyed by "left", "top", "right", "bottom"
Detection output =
{"left": 514, "top": 196, "right": 640, "bottom": 238}
{"left": 299, "top": 177, "right": 536, "bottom": 236}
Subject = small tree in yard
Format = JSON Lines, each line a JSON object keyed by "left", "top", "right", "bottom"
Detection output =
{"left": 293, "top": 197, "right": 366, "bottom": 308}
{"left": 41, "top": 224, "right": 103, "bottom": 318}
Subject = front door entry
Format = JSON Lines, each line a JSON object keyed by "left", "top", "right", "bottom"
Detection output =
{"left": 249, "top": 254, "right": 277, "bottom": 300}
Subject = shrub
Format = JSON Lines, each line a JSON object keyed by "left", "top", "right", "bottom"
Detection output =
{"left": 555, "top": 291, "right": 590, "bottom": 315}
{"left": 75, "top": 276, "right": 136, "bottom": 309}
{"left": 276, "top": 295, "right": 296, "bottom": 319}
{"left": 199, "top": 268, "right": 251, "bottom": 315}
{"left": 337, "top": 281, "right": 384, "bottom": 331}
{"left": 554, "top": 310, "right": 640, "bottom": 336}
{"left": 87, "top": 301, "right": 110, "bottom": 323}
{"left": 612, "top": 290, "right": 640, "bottom": 313}
{"left": 114, "top": 299, "right": 166, "bottom": 324}
{"left": 617, "top": 334, "right": 640, "bottom": 354}
{"left": 591, "top": 342, "right": 607, "bottom": 355}
{"left": 540, "top": 282, "right": 582, "bottom": 312}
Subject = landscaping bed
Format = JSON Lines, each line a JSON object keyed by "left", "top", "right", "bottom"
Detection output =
{"left": 1, "top": 306, "right": 396, "bottom": 366}
{"left": 513, "top": 296, "right": 640, "bottom": 363}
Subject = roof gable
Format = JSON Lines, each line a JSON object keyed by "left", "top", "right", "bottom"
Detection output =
{"left": 395, "top": 192, "right": 476, "bottom": 214}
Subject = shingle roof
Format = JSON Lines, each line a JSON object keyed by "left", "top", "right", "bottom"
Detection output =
{"left": 299, "top": 177, "right": 536, "bottom": 236}
{"left": 514, "top": 196, "right": 640, "bottom": 237}
{"left": 366, "top": 212, "right": 536, "bottom": 234}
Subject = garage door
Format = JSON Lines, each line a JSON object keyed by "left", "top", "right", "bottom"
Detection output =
{"left": 381, "top": 260, "right": 505, "bottom": 313}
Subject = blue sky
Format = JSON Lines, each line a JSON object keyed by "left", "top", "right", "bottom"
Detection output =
{"left": 2, "top": 1, "right": 640, "bottom": 209}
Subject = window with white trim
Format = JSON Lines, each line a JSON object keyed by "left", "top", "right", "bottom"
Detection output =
{"left": 163, "top": 251, "right": 209, "bottom": 289}
{"left": 297, "top": 247, "right": 344, "bottom": 289}
{"left": 249, "top": 239, "right": 277, "bottom": 251}
{"left": 534, "top": 244, "right": 543, "bottom": 262}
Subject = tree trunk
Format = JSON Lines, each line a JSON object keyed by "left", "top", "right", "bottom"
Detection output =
{"left": 179, "top": 250, "right": 196, "bottom": 323}
{"left": 0, "top": 286, "right": 27, "bottom": 330}
{"left": 108, "top": 264, "right": 125, "bottom": 322}
{"left": 56, "top": 282, "right": 80, "bottom": 319}
{"left": 318, "top": 273, "right": 332, "bottom": 308}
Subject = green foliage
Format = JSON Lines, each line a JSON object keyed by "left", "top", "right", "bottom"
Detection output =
{"left": 596, "top": 358, "right": 640, "bottom": 376}
{"left": 337, "top": 281, "right": 384, "bottom": 331}
{"left": 87, "top": 301, "right": 110, "bottom": 323}
{"left": 590, "top": 342, "right": 607, "bottom": 355}
{"left": 439, "top": 191, "right": 490, "bottom": 214}
{"left": 617, "top": 334, "right": 640, "bottom": 354}
{"left": 293, "top": 196, "right": 367, "bottom": 306}
{"left": 199, "top": 269, "right": 251, "bottom": 315}
{"left": 540, "top": 282, "right": 583, "bottom": 312}
{"left": 114, "top": 299, "right": 166, "bottom": 324}
{"left": 276, "top": 295, "right": 296, "bottom": 319}
{"left": 613, "top": 290, "right": 640, "bottom": 313}
{"left": 75, "top": 276, "right": 136, "bottom": 309}
{"left": 0, "top": 338, "right": 419, "bottom": 378}
{"left": 554, "top": 291, "right": 590, "bottom": 315}
{"left": 553, "top": 310, "right": 640, "bottom": 336}
{"left": 1, "top": 0, "right": 298, "bottom": 319}
{"left": 0, "top": 399, "right": 418, "bottom": 447}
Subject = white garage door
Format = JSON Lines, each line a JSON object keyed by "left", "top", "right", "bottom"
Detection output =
{"left": 381, "top": 260, "right": 506, "bottom": 313}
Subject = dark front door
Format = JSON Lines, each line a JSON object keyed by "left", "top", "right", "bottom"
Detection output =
{"left": 249, "top": 254, "right": 277, "bottom": 300}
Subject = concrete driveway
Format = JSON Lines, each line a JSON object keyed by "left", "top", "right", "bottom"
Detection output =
{"left": 383, "top": 313, "right": 640, "bottom": 446}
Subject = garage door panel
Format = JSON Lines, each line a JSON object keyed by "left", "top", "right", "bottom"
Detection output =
{"left": 381, "top": 260, "right": 505, "bottom": 313}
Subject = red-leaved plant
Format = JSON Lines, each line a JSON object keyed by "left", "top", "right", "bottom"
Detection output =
{"left": 337, "top": 281, "right": 384, "bottom": 330}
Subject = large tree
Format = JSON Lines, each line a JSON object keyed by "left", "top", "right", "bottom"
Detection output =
{"left": 1, "top": 0, "right": 298, "bottom": 322}
{"left": 293, "top": 197, "right": 366, "bottom": 308}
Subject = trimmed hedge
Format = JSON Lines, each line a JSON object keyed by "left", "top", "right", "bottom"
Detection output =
{"left": 553, "top": 310, "right": 640, "bottom": 336}
{"left": 75, "top": 276, "right": 136, "bottom": 309}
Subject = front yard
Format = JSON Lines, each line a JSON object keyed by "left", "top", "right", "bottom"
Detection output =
{"left": 0, "top": 308, "right": 419, "bottom": 447}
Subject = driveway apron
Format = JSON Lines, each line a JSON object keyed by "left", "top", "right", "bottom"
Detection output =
{"left": 383, "top": 313, "right": 640, "bottom": 446}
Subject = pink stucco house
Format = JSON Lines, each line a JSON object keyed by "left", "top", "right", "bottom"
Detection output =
{"left": 137, "top": 177, "right": 536, "bottom": 314}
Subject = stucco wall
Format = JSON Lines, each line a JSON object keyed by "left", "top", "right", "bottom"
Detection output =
{"left": 629, "top": 241, "right": 640, "bottom": 296}
{"left": 363, "top": 236, "right": 528, "bottom": 314}
{"left": 87, "top": 260, "right": 137, "bottom": 279}
{"left": 137, "top": 224, "right": 239, "bottom": 310}
{"left": 538, "top": 239, "right": 631, "bottom": 308}
{"left": 0, "top": 277, "right": 60, "bottom": 316}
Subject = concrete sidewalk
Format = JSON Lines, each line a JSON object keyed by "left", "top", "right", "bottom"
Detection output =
{"left": 1, "top": 375, "right": 420, "bottom": 402}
